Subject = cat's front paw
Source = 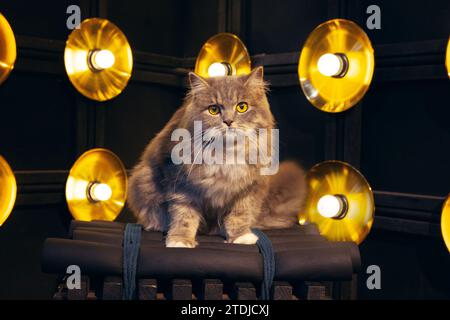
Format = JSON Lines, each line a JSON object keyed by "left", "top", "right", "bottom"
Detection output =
{"left": 166, "top": 237, "right": 197, "bottom": 248}
{"left": 229, "top": 232, "right": 259, "bottom": 245}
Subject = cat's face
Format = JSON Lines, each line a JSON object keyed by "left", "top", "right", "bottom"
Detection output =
{"left": 185, "top": 67, "right": 274, "bottom": 132}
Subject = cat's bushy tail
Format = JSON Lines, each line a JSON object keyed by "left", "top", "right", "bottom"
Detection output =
{"left": 255, "top": 161, "right": 308, "bottom": 229}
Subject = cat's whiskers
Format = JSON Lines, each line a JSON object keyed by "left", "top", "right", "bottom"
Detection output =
{"left": 186, "top": 128, "right": 220, "bottom": 178}
{"left": 171, "top": 128, "right": 207, "bottom": 193}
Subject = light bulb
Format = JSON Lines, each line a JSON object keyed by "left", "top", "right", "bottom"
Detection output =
{"left": 89, "top": 183, "right": 112, "bottom": 202}
{"left": 208, "top": 62, "right": 231, "bottom": 77}
{"left": 317, "top": 53, "right": 344, "bottom": 77}
{"left": 317, "top": 194, "right": 343, "bottom": 218}
{"left": 90, "top": 50, "right": 115, "bottom": 71}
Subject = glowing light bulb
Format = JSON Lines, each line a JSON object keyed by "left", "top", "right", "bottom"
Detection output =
{"left": 208, "top": 62, "right": 231, "bottom": 77}
{"left": 89, "top": 183, "right": 112, "bottom": 202}
{"left": 317, "top": 53, "right": 344, "bottom": 77}
{"left": 90, "top": 50, "right": 115, "bottom": 71}
{"left": 317, "top": 194, "right": 343, "bottom": 218}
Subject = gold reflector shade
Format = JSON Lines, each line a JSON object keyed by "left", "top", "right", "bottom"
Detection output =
{"left": 0, "top": 156, "right": 17, "bottom": 226}
{"left": 64, "top": 18, "right": 133, "bottom": 101}
{"left": 195, "top": 33, "right": 251, "bottom": 78}
{"left": 66, "top": 148, "right": 128, "bottom": 221}
{"left": 300, "top": 161, "right": 374, "bottom": 244}
{"left": 0, "top": 13, "right": 16, "bottom": 85}
{"left": 441, "top": 194, "right": 450, "bottom": 252}
{"left": 298, "top": 19, "right": 374, "bottom": 113}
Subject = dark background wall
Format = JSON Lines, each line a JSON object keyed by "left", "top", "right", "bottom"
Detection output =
{"left": 0, "top": 0, "right": 448, "bottom": 299}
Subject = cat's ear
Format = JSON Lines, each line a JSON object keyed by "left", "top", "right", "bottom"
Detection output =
{"left": 244, "top": 66, "right": 264, "bottom": 86}
{"left": 244, "top": 66, "right": 267, "bottom": 91}
{"left": 188, "top": 72, "right": 209, "bottom": 92}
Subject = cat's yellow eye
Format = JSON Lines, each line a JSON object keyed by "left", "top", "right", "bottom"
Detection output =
{"left": 208, "top": 105, "right": 220, "bottom": 115}
{"left": 236, "top": 102, "right": 248, "bottom": 113}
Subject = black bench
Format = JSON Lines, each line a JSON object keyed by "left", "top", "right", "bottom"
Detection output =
{"left": 42, "top": 220, "right": 360, "bottom": 300}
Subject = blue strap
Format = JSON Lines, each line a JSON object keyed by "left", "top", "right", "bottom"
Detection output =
{"left": 122, "top": 223, "right": 142, "bottom": 300}
{"left": 121, "top": 224, "right": 274, "bottom": 300}
{"left": 251, "top": 228, "right": 275, "bottom": 300}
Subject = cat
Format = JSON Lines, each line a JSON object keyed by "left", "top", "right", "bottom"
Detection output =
{"left": 128, "top": 67, "right": 307, "bottom": 248}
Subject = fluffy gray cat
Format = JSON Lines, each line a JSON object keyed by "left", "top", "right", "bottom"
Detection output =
{"left": 128, "top": 67, "right": 307, "bottom": 248}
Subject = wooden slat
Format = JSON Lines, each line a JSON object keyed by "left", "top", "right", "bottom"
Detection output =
{"left": 156, "top": 293, "right": 166, "bottom": 300}
{"left": 102, "top": 276, "right": 123, "bottom": 300}
{"left": 338, "top": 280, "right": 352, "bottom": 300}
{"left": 202, "top": 279, "right": 223, "bottom": 300}
{"left": 375, "top": 39, "right": 447, "bottom": 59}
{"left": 369, "top": 191, "right": 444, "bottom": 236}
{"left": 373, "top": 215, "right": 441, "bottom": 237}
{"left": 265, "top": 73, "right": 298, "bottom": 87}
{"left": 334, "top": 274, "right": 358, "bottom": 300}
{"left": 171, "top": 279, "right": 192, "bottom": 300}
{"left": 138, "top": 279, "right": 158, "bottom": 300}
{"left": 132, "top": 70, "right": 183, "bottom": 87}
{"left": 234, "top": 282, "right": 257, "bottom": 300}
{"left": 253, "top": 52, "right": 299, "bottom": 67}
{"left": 374, "top": 64, "right": 447, "bottom": 82}
{"left": 52, "top": 281, "right": 67, "bottom": 300}
{"left": 14, "top": 170, "right": 68, "bottom": 185}
{"left": 15, "top": 193, "right": 65, "bottom": 206}
{"left": 296, "top": 282, "right": 328, "bottom": 300}
{"left": 322, "top": 281, "right": 334, "bottom": 299}
{"left": 271, "top": 281, "right": 292, "bottom": 300}
{"left": 87, "top": 291, "right": 97, "bottom": 300}
{"left": 134, "top": 51, "right": 182, "bottom": 68}
{"left": 374, "top": 191, "right": 444, "bottom": 214}
{"left": 67, "top": 276, "right": 89, "bottom": 300}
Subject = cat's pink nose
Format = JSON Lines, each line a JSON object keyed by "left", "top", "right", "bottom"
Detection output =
{"left": 223, "top": 120, "right": 233, "bottom": 127}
